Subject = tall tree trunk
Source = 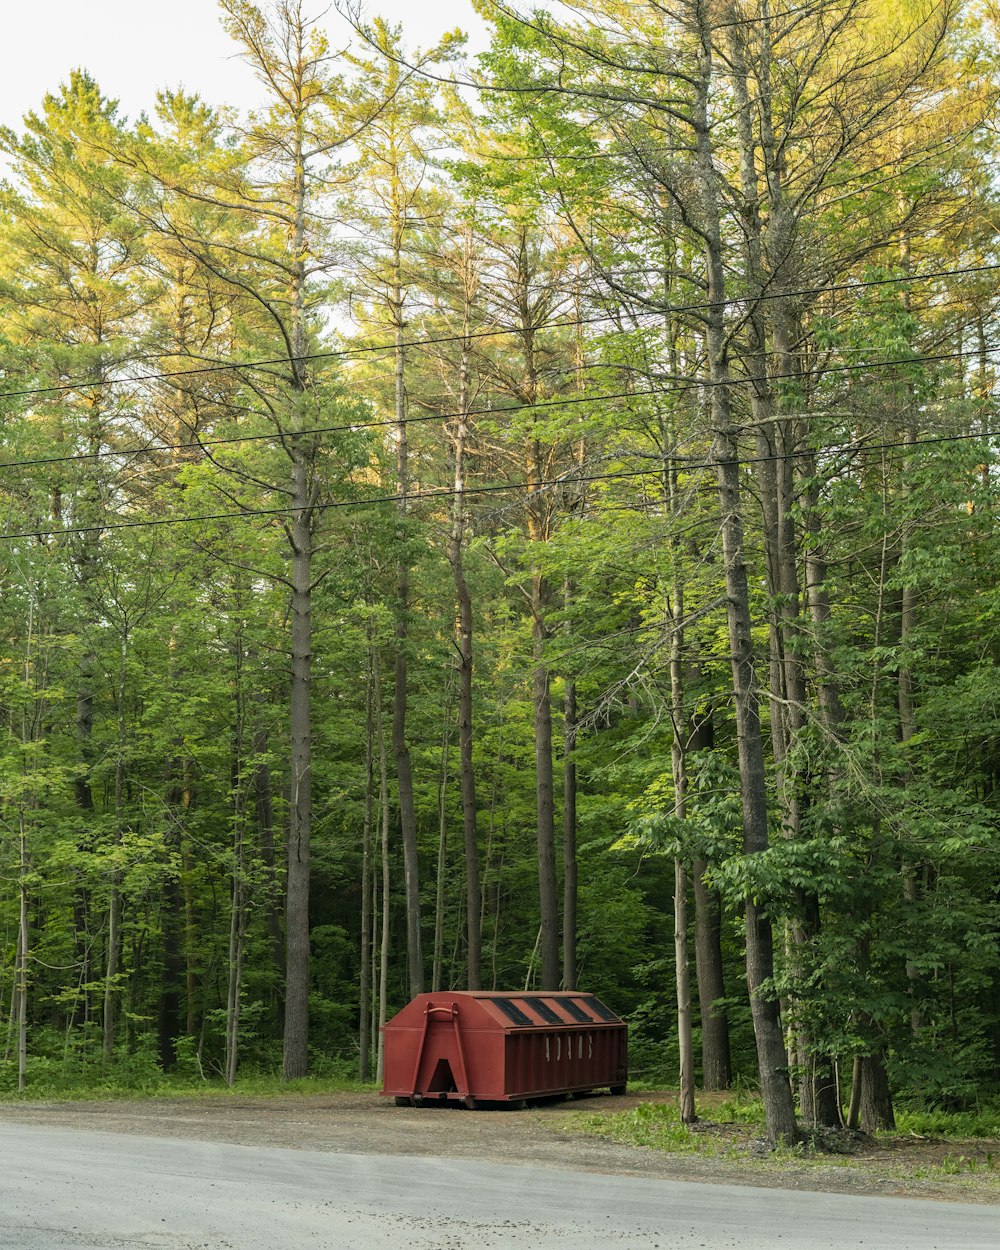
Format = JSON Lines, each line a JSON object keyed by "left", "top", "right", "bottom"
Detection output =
{"left": 74, "top": 645, "right": 95, "bottom": 812}
{"left": 157, "top": 870, "right": 184, "bottom": 1072}
{"left": 665, "top": 402, "right": 697, "bottom": 1122}
{"left": 532, "top": 571, "right": 560, "bottom": 990}
{"left": 897, "top": 428, "right": 924, "bottom": 1034}
{"left": 448, "top": 311, "right": 482, "bottom": 990}
{"left": 692, "top": 12, "right": 797, "bottom": 1144}
{"left": 511, "top": 245, "right": 560, "bottom": 992}
{"left": 252, "top": 708, "right": 285, "bottom": 997}
{"left": 802, "top": 469, "right": 849, "bottom": 1122}
{"left": 674, "top": 859, "right": 696, "bottom": 1123}
{"left": 689, "top": 666, "right": 731, "bottom": 1091}
{"left": 282, "top": 124, "right": 316, "bottom": 1078}
{"left": 858, "top": 1052, "right": 897, "bottom": 1132}
{"left": 730, "top": 13, "right": 844, "bottom": 1128}
{"left": 376, "top": 658, "right": 392, "bottom": 1085}
{"left": 562, "top": 305, "right": 586, "bottom": 993}
{"left": 283, "top": 444, "right": 313, "bottom": 1078}
{"left": 103, "top": 636, "right": 128, "bottom": 1065}
{"left": 359, "top": 653, "right": 374, "bottom": 1082}
{"left": 562, "top": 657, "right": 578, "bottom": 991}
{"left": 5, "top": 929, "right": 19, "bottom": 1063}
{"left": 17, "top": 812, "right": 29, "bottom": 1094}
{"left": 693, "top": 866, "right": 731, "bottom": 1090}
{"left": 670, "top": 578, "right": 696, "bottom": 1124}
{"left": 225, "top": 639, "right": 248, "bottom": 1088}
{"left": 159, "top": 631, "right": 188, "bottom": 1072}
{"left": 432, "top": 682, "right": 453, "bottom": 992}
{"left": 182, "top": 834, "right": 198, "bottom": 1038}
{"left": 225, "top": 781, "right": 247, "bottom": 1088}
{"left": 393, "top": 311, "right": 423, "bottom": 999}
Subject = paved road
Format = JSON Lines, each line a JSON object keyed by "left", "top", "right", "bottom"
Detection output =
{"left": 0, "top": 1124, "right": 992, "bottom": 1249}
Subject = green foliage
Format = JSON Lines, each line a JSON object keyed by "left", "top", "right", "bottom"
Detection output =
{"left": 713, "top": 1091, "right": 767, "bottom": 1128}
{"left": 0, "top": 0, "right": 997, "bottom": 1132}
{"left": 572, "top": 1102, "right": 703, "bottom": 1154}
{"left": 894, "top": 1105, "right": 1000, "bottom": 1139}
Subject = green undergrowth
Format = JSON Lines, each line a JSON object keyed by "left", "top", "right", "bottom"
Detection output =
{"left": 0, "top": 1055, "right": 372, "bottom": 1103}
{"left": 569, "top": 1102, "right": 714, "bottom": 1155}
{"left": 566, "top": 1092, "right": 1000, "bottom": 1163}
{"left": 894, "top": 1108, "right": 1000, "bottom": 1138}
{"left": 709, "top": 1090, "right": 767, "bottom": 1127}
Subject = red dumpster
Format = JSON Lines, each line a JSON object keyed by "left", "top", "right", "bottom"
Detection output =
{"left": 381, "top": 991, "right": 627, "bottom": 1108}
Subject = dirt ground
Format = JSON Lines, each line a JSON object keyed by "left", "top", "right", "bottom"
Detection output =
{"left": 0, "top": 1088, "right": 997, "bottom": 1205}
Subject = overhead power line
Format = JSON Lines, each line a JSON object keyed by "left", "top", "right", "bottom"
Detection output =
{"left": 491, "top": 0, "right": 848, "bottom": 35}
{"left": 0, "top": 261, "right": 995, "bottom": 404}
{"left": 2, "top": 416, "right": 997, "bottom": 544}
{"left": 2, "top": 338, "right": 996, "bottom": 475}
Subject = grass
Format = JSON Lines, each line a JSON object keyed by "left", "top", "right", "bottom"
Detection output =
{"left": 709, "top": 1089, "right": 767, "bottom": 1127}
{"left": 0, "top": 1057, "right": 371, "bottom": 1103}
{"left": 895, "top": 1108, "right": 1000, "bottom": 1138}
{"left": 571, "top": 1102, "right": 710, "bottom": 1155}
{"left": 562, "top": 1090, "right": 1000, "bottom": 1197}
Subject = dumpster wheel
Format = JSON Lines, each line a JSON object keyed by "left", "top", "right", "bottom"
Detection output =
{"left": 610, "top": 1083, "right": 627, "bottom": 1096}
{"left": 394, "top": 1096, "right": 414, "bottom": 1107}
{"left": 462, "top": 1095, "right": 478, "bottom": 1110}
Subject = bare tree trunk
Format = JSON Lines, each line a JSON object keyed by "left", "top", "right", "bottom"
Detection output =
{"left": 455, "top": 544, "right": 481, "bottom": 991}
{"left": 75, "top": 646, "right": 95, "bottom": 812}
{"left": 283, "top": 442, "right": 314, "bottom": 1079}
{"left": 280, "top": 88, "right": 319, "bottom": 1076}
{"left": 692, "top": 13, "right": 796, "bottom": 1144}
{"left": 359, "top": 653, "right": 374, "bottom": 1082}
{"left": 393, "top": 307, "right": 424, "bottom": 998}
{"left": 693, "top": 866, "right": 731, "bottom": 1090}
{"left": 376, "top": 660, "right": 392, "bottom": 1085}
{"left": 511, "top": 254, "right": 560, "bottom": 993}
{"left": 561, "top": 296, "right": 587, "bottom": 992}
{"left": 666, "top": 417, "right": 696, "bottom": 1123}
{"left": 448, "top": 311, "right": 482, "bottom": 990}
{"left": 674, "top": 859, "right": 696, "bottom": 1123}
{"left": 225, "top": 783, "right": 247, "bottom": 1088}
{"left": 370, "top": 853, "right": 379, "bottom": 1076}
{"left": 858, "top": 1053, "right": 896, "bottom": 1132}
{"left": 225, "top": 645, "right": 248, "bottom": 1088}
{"left": 711, "top": 377, "right": 796, "bottom": 1144}
{"left": 897, "top": 428, "right": 924, "bottom": 1034}
{"left": 669, "top": 590, "right": 696, "bottom": 1124}
{"left": 562, "top": 659, "right": 578, "bottom": 991}
{"left": 159, "top": 629, "right": 191, "bottom": 1072}
{"left": 17, "top": 813, "right": 29, "bottom": 1094}
{"left": 102, "top": 887, "right": 121, "bottom": 1061}
{"left": 846, "top": 1056, "right": 863, "bottom": 1130}
{"left": 532, "top": 572, "right": 560, "bottom": 990}
{"left": 432, "top": 681, "right": 453, "bottom": 992}
{"left": 4, "top": 927, "right": 20, "bottom": 1063}
{"left": 103, "top": 636, "right": 128, "bottom": 1065}
{"left": 252, "top": 711, "right": 285, "bottom": 996}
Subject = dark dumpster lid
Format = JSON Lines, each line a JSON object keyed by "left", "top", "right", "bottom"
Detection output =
{"left": 382, "top": 991, "right": 625, "bottom": 1032}
{"left": 480, "top": 992, "right": 622, "bottom": 1028}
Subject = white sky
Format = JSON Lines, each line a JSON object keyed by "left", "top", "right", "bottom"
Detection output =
{"left": 0, "top": 0, "right": 491, "bottom": 130}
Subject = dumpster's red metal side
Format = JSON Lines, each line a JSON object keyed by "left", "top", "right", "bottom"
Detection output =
{"left": 504, "top": 1025, "right": 627, "bottom": 1097}
{"left": 381, "top": 991, "right": 627, "bottom": 1106}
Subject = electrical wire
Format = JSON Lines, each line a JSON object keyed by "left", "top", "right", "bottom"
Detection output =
{"left": 3, "top": 337, "right": 996, "bottom": 475}
{"left": 2, "top": 416, "right": 996, "bottom": 543}
{"left": 493, "top": 0, "right": 850, "bottom": 35}
{"left": 0, "top": 260, "right": 995, "bottom": 404}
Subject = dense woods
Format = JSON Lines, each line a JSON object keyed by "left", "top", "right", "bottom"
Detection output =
{"left": 1, "top": 0, "right": 999, "bottom": 1144}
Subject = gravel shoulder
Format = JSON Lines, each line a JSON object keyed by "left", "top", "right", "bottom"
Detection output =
{"left": 0, "top": 1089, "right": 996, "bottom": 1205}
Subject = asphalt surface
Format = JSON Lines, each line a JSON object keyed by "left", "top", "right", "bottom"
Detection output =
{"left": 0, "top": 1123, "right": 994, "bottom": 1249}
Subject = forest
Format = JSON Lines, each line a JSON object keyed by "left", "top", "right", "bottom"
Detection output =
{"left": 0, "top": 0, "right": 999, "bottom": 1146}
